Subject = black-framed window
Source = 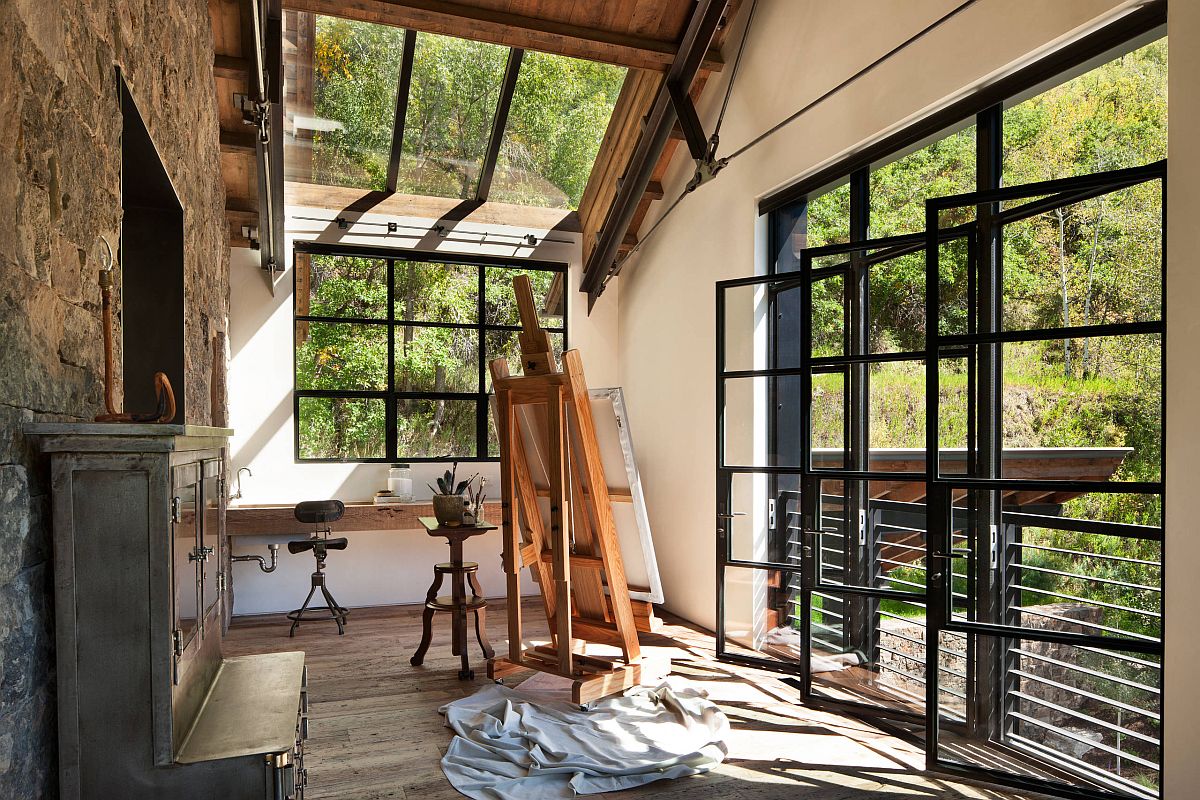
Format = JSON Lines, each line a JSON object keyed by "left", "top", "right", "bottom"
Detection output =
{"left": 292, "top": 243, "right": 567, "bottom": 462}
{"left": 757, "top": 30, "right": 1167, "bottom": 800}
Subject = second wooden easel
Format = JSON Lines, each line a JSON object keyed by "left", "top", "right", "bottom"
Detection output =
{"left": 487, "top": 276, "right": 641, "bottom": 705}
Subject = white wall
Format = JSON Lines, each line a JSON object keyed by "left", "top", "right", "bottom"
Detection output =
{"left": 226, "top": 203, "right": 619, "bottom": 614}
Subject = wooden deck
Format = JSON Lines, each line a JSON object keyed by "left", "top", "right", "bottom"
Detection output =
{"left": 224, "top": 600, "right": 1047, "bottom": 800}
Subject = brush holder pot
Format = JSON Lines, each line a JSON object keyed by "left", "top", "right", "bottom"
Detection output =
{"left": 432, "top": 494, "right": 465, "bottom": 525}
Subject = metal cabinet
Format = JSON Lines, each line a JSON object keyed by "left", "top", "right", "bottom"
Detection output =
{"left": 29, "top": 424, "right": 307, "bottom": 800}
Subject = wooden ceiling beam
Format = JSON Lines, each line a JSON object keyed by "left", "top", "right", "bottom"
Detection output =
{"left": 281, "top": 0, "right": 724, "bottom": 72}
{"left": 214, "top": 54, "right": 250, "bottom": 81}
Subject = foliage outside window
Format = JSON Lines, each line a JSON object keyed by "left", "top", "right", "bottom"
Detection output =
{"left": 282, "top": 11, "right": 625, "bottom": 209}
{"left": 294, "top": 249, "right": 565, "bottom": 461}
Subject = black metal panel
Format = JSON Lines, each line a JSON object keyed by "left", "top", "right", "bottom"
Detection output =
{"left": 476, "top": 48, "right": 524, "bottom": 201}
{"left": 385, "top": 30, "right": 418, "bottom": 194}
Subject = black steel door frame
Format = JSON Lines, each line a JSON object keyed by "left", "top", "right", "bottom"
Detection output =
{"left": 922, "top": 159, "right": 1167, "bottom": 800}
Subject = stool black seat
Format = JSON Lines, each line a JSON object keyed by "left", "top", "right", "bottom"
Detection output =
{"left": 286, "top": 499, "right": 351, "bottom": 636}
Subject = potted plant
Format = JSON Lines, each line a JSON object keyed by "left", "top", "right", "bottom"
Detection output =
{"left": 428, "top": 462, "right": 474, "bottom": 526}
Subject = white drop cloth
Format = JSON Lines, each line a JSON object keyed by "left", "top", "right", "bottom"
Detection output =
{"left": 439, "top": 679, "right": 729, "bottom": 800}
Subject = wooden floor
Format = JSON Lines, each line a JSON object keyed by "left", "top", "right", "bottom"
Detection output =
{"left": 224, "top": 600, "right": 1048, "bottom": 800}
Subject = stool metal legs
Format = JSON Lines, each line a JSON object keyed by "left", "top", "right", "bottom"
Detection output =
{"left": 287, "top": 570, "right": 350, "bottom": 636}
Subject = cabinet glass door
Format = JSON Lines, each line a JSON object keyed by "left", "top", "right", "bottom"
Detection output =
{"left": 171, "top": 463, "right": 201, "bottom": 653}
{"left": 200, "top": 459, "right": 223, "bottom": 626}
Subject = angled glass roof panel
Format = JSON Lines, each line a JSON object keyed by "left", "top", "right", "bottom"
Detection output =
{"left": 282, "top": 11, "right": 402, "bottom": 190}
{"left": 393, "top": 32, "right": 509, "bottom": 200}
{"left": 488, "top": 51, "right": 626, "bottom": 210}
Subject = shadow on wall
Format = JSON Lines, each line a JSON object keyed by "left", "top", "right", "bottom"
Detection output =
{"left": 230, "top": 391, "right": 292, "bottom": 470}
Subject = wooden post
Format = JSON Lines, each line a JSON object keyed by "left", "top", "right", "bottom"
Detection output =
{"left": 495, "top": 375, "right": 522, "bottom": 664}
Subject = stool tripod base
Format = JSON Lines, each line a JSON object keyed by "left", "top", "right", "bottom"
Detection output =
{"left": 288, "top": 572, "right": 350, "bottom": 636}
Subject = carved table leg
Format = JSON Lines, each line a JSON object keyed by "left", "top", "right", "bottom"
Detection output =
{"left": 468, "top": 571, "right": 494, "bottom": 659}
{"left": 410, "top": 569, "right": 443, "bottom": 666}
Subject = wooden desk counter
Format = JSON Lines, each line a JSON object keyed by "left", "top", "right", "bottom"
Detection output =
{"left": 226, "top": 501, "right": 502, "bottom": 536}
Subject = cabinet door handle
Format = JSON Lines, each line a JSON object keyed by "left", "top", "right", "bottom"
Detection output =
{"left": 189, "top": 545, "right": 214, "bottom": 563}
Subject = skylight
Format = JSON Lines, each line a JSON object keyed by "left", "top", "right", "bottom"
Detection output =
{"left": 281, "top": 11, "right": 626, "bottom": 210}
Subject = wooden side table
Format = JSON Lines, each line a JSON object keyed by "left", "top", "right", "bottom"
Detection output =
{"left": 411, "top": 517, "right": 497, "bottom": 679}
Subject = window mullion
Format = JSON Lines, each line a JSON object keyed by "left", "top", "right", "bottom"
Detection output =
{"left": 387, "top": 257, "right": 398, "bottom": 460}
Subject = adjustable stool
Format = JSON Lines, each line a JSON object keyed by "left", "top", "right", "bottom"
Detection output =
{"left": 287, "top": 500, "right": 350, "bottom": 636}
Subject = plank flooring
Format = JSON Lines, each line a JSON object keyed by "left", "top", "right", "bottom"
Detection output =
{"left": 224, "top": 601, "right": 1049, "bottom": 800}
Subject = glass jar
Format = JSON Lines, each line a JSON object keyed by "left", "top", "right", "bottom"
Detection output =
{"left": 388, "top": 463, "right": 413, "bottom": 502}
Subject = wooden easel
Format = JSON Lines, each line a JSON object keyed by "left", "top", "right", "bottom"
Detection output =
{"left": 487, "top": 276, "right": 641, "bottom": 705}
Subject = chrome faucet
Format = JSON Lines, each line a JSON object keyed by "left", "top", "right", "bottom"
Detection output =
{"left": 230, "top": 467, "right": 252, "bottom": 500}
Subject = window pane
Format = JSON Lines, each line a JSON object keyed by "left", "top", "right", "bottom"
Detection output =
{"left": 1001, "top": 335, "right": 1161, "bottom": 482}
{"left": 394, "top": 32, "right": 509, "bottom": 199}
{"left": 394, "top": 325, "right": 479, "bottom": 393}
{"left": 484, "top": 267, "right": 560, "bottom": 326}
{"left": 397, "top": 397, "right": 477, "bottom": 458}
{"left": 810, "top": 370, "right": 846, "bottom": 469}
{"left": 298, "top": 397, "right": 386, "bottom": 459}
{"left": 489, "top": 51, "right": 626, "bottom": 209}
{"left": 301, "top": 253, "right": 388, "bottom": 319}
{"left": 810, "top": 273, "right": 844, "bottom": 358}
{"left": 283, "top": 12, "right": 401, "bottom": 190}
{"left": 1003, "top": 39, "right": 1167, "bottom": 186}
{"left": 805, "top": 183, "right": 850, "bottom": 249}
{"left": 1001, "top": 180, "right": 1162, "bottom": 333}
{"left": 868, "top": 249, "right": 925, "bottom": 354}
{"left": 869, "top": 359, "right": 926, "bottom": 470}
{"left": 869, "top": 125, "right": 975, "bottom": 237}
{"left": 393, "top": 261, "right": 478, "bottom": 323}
{"left": 295, "top": 322, "right": 387, "bottom": 391}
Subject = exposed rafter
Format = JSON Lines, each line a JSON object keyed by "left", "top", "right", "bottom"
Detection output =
{"left": 580, "top": 0, "right": 729, "bottom": 306}
{"left": 281, "top": 0, "right": 724, "bottom": 72}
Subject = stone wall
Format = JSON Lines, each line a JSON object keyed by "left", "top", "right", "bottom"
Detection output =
{"left": 0, "top": 0, "right": 229, "bottom": 795}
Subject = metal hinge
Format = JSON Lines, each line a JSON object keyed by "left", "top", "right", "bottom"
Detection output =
{"left": 217, "top": 571, "right": 227, "bottom": 592}
{"left": 172, "top": 629, "right": 183, "bottom": 656}
{"left": 989, "top": 524, "right": 999, "bottom": 570}
{"left": 171, "top": 496, "right": 181, "bottom": 524}
{"left": 858, "top": 509, "right": 868, "bottom": 547}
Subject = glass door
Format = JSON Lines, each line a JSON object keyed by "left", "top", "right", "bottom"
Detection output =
{"left": 794, "top": 234, "right": 949, "bottom": 725}
{"left": 716, "top": 274, "right": 807, "bottom": 674}
{"left": 924, "top": 162, "right": 1166, "bottom": 799}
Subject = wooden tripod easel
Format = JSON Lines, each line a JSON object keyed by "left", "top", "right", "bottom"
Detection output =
{"left": 487, "top": 276, "right": 641, "bottom": 705}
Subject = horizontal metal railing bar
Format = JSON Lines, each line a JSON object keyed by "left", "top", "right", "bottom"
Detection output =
{"left": 1011, "top": 584, "right": 1161, "bottom": 619}
{"left": 876, "top": 661, "right": 927, "bottom": 686}
{"left": 1006, "top": 711, "right": 1159, "bottom": 770}
{"left": 884, "top": 576, "right": 927, "bottom": 591}
{"left": 1012, "top": 648, "right": 1160, "bottom": 695}
{"left": 1073, "top": 644, "right": 1162, "bottom": 670}
{"left": 880, "top": 556, "right": 927, "bottom": 570}
{"left": 877, "top": 645, "right": 966, "bottom": 680}
{"left": 1006, "top": 733, "right": 1159, "bottom": 799}
{"left": 1014, "top": 541, "right": 1161, "bottom": 566}
{"left": 1015, "top": 563, "right": 1161, "bottom": 594}
{"left": 1010, "top": 669, "right": 1161, "bottom": 719}
{"left": 1003, "top": 510, "right": 1162, "bottom": 540}
{"left": 1011, "top": 691, "right": 1160, "bottom": 746}
{"left": 810, "top": 584, "right": 928, "bottom": 602}
{"left": 879, "top": 540, "right": 928, "bottom": 553}
{"left": 875, "top": 523, "right": 928, "bottom": 535}
{"left": 1016, "top": 607, "right": 1160, "bottom": 641}
{"left": 878, "top": 609, "right": 927, "bottom": 628}
{"left": 940, "top": 618, "right": 1161, "bottom": 653}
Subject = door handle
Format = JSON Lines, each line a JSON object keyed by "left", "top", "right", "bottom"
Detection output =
{"left": 716, "top": 512, "right": 747, "bottom": 519}
{"left": 929, "top": 550, "right": 969, "bottom": 560}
